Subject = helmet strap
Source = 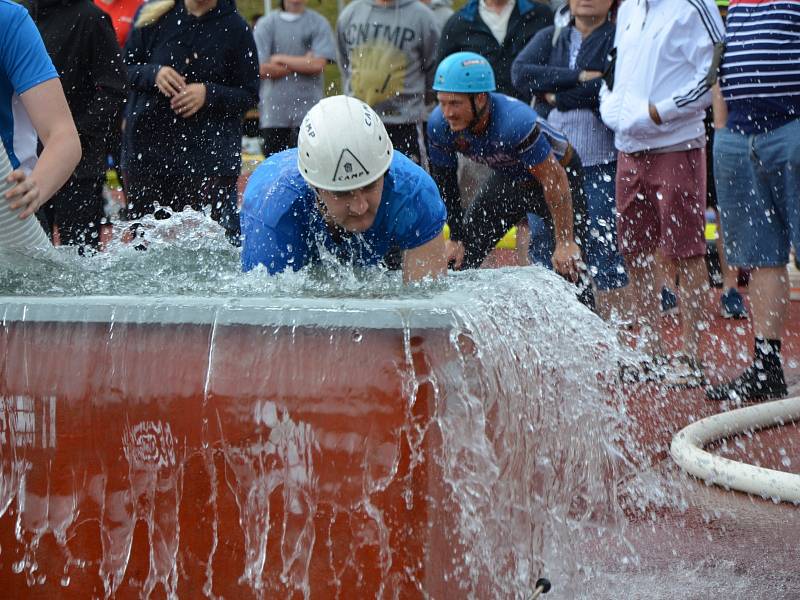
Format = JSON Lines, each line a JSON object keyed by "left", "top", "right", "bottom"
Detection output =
{"left": 468, "top": 93, "right": 490, "bottom": 132}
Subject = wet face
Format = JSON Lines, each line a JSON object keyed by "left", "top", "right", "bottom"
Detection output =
{"left": 437, "top": 92, "right": 486, "bottom": 132}
{"left": 569, "top": 0, "right": 613, "bottom": 19}
{"left": 315, "top": 177, "right": 384, "bottom": 233}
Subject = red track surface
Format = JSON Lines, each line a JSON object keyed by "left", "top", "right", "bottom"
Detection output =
{"left": 603, "top": 289, "right": 800, "bottom": 599}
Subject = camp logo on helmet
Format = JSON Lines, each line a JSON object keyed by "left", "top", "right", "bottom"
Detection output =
{"left": 333, "top": 149, "right": 369, "bottom": 183}
{"left": 461, "top": 59, "right": 485, "bottom": 67}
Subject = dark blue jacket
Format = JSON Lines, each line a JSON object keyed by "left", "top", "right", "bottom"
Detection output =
{"left": 437, "top": 0, "right": 552, "bottom": 101}
{"left": 511, "top": 20, "right": 614, "bottom": 114}
{"left": 121, "top": 0, "right": 258, "bottom": 178}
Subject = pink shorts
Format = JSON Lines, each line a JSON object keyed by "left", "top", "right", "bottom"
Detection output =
{"left": 616, "top": 148, "right": 707, "bottom": 260}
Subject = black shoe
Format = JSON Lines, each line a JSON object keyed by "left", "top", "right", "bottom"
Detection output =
{"left": 705, "top": 364, "right": 787, "bottom": 402}
{"left": 618, "top": 355, "right": 668, "bottom": 385}
{"left": 663, "top": 354, "right": 707, "bottom": 389}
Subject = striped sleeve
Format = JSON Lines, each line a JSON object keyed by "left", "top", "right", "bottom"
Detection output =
{"left": 653, "top": 0, "right": 725, "bottom": 122}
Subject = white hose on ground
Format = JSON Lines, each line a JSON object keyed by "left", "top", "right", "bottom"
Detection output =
{"left": 0, "top": 140, "right": 61, "bottom": 262}
{"left": 670, "top": 396, "right": 800, "bottom": 503}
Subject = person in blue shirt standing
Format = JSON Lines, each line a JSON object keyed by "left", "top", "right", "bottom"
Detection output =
{"left": 240, "top": 95, "right": 448, "bottom": 283}
{"left": 427, "top": 52, "right": 584, "bottom": 285}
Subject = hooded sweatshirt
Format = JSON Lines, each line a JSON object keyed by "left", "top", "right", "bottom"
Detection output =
{"left": 26, "top": 0, "right": 127, "bottom": 179}
{"left": 122, "top": 0, "right": 258, "bottom": 178}
{"left": 336, "top": 0, "right": 440, "bottom": 125}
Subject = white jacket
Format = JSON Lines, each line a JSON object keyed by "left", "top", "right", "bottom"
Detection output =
{"left": 599, "top": 0, "right": 724, "bottom": 153}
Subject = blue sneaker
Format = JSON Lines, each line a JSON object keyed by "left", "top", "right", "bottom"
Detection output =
{"left": 661, "top": 287, "right": 679, "bottom": 316}
{"left": 720, "top": 287, "right": 748, "bottom": 319}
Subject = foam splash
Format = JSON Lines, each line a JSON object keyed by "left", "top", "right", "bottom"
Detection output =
{"left": 0, "top": 239, "right": 651, "bottom": 597}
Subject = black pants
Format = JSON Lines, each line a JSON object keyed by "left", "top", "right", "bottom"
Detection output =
{"left": 124, "top": 173, "right": 241, "bottom": 244}
{"left": 460, "top": 155, "right": 593, "bottom": 305}
{"left": 37, "top": 176, "right": 105, "bottom": 252}
{"left": 260, "top": 127, "right": 299, "bottom": 158}
{"left": 385, "top": 123, "right": 423, "bottom": 165}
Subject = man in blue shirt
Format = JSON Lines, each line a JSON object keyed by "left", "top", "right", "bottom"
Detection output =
{"left": 240, "top": 95, "right": 448, "bottom": 283}
{"left": 427, "top": 52, "right": 584, "bottom": 283}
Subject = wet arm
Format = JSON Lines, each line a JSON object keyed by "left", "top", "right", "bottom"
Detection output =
{"left": 18, "top": 79, "right": 81, "bottom": 212}
{"left": 270, "top": 53, "right": 328, "bottom": 76}
{"left": 402, "top": 233, "right": 448, "bottom": 283}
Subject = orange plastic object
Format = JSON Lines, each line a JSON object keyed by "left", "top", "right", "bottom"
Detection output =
{"left": 0, "top": 313, "right": 462, "bottom": 598}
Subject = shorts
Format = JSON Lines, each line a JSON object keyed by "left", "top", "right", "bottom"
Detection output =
{"left": 616, "top": 148, "right": 706, "bottom": 260}
{"left": 713, "top": 119, "right": 800, "bottom": 268}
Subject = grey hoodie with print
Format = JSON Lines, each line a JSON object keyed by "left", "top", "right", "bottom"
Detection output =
{"left": 336, "top": 0, "right": 440, "bottom": 125}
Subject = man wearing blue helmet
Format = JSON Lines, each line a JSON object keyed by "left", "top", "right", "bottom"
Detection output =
{"left": 427, "top": 51, "right": 585, "bottom": 283}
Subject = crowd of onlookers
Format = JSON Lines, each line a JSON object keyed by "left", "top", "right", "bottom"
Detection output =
{"left": 5, "top": 0, "right": 800, "bottom": 401}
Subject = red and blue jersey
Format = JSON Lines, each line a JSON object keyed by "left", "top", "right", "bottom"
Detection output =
{"left": 427, "top": 93, "right": 569, "bottom": 180}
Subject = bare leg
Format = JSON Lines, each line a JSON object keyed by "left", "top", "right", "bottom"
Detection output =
{"left": 676, "top": 255, "right": 709, "bottom": 361}
{"left": 750, "top": 266, "right": 789, "bottom": 339}
{"left": 595, "top": 286, "right": 630, "bottom": 323}
{"left": 623, "top": 253, "right": 663, "bottom": 356}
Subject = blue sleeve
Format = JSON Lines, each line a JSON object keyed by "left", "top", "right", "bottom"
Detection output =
{"left": 2, "top": 7, "right": 58, "bottom": 94}
{"left": 393, "top": 171, "right": 447, "bottom": 250}
{"left": 511, "top": 28, "right": 580, "bottom": 99}
{"left": 426, "top": 112, "right": 458, "bottom": 168}
{"left": 205, "top": 23, "right": 259, "bottom": 113}
{"left": 123, "top": 10, "right": 161, "bottom": 91}
{"left": 507, "top": 106, "right": 552, "bottom": 169}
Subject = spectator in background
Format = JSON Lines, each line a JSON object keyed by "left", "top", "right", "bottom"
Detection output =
{"left": 28, "top": 0, "right": 126, "bottom": 253}
{"left": 0, "top": 0, "right": 81, "bottom": 219}
{"left": 706, "top": 0, "right": 799, "bottom": 403}
{"left": 436, "top": 0, "right": 551, "bottom": 222}
{"left": 511, "top": 0, "right": 627, "bottom": 320}
{"left": 121, "top": 0, "right": 258, "bottom": 243}
{"left": 253, "top": 0, "right": 336, "bottom": 158}
{"left": 420, "top": 0, "right": 453, "bottom": 31}
{"left": 599, "top": 0, "right": 724, "bottom": 384}
{"left": 428, "top": 53, "right": 585, "bottom": 292}
{"left": 94, "top": 0, "right": 144, "bottom": 46}
{"left": 437, "top": 0, "right": 552, "bottom": 102}
{"left": 336, "top": 0, "right": 440, "bottom": 164}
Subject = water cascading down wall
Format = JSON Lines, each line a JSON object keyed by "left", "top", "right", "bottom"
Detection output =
{"left": 0, "top": 280, "right": 626, "bottom": 598}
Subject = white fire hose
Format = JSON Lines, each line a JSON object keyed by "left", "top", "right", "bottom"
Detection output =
{"left": 670, "top": 396, "right": 800, "bottom": 503}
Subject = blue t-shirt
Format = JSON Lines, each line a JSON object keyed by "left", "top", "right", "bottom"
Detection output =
{"left": 0, "top": 0, "right": 59, "bottom": 169}
{"left": 427, "top": 93, "right": 570, "bottom": 180}
{"left": 240, "top": 149, "right": 447, "bottom": 274}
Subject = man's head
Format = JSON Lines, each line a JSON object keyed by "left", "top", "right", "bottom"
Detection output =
{"left": 433, "top": 52, "right": 496, "bottom": 132}
{"left": 298, "top": 96, "right": 393, "bottom": 232}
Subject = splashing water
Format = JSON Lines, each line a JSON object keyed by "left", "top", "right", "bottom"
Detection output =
{"left": 0, "top": 209, "right": 697, "bottom": 598}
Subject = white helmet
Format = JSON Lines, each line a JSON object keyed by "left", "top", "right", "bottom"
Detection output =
{"left": 297, "top": 95, "right": 393, "bottom": 192}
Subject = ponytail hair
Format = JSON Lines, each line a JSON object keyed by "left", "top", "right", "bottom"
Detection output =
{"left": 135, "top": 0, "right": 176, "bottom": 28}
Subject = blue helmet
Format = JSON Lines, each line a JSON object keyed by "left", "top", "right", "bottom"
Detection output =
{"left": 433, "top": 52, "right": 496, "bottom": 93}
